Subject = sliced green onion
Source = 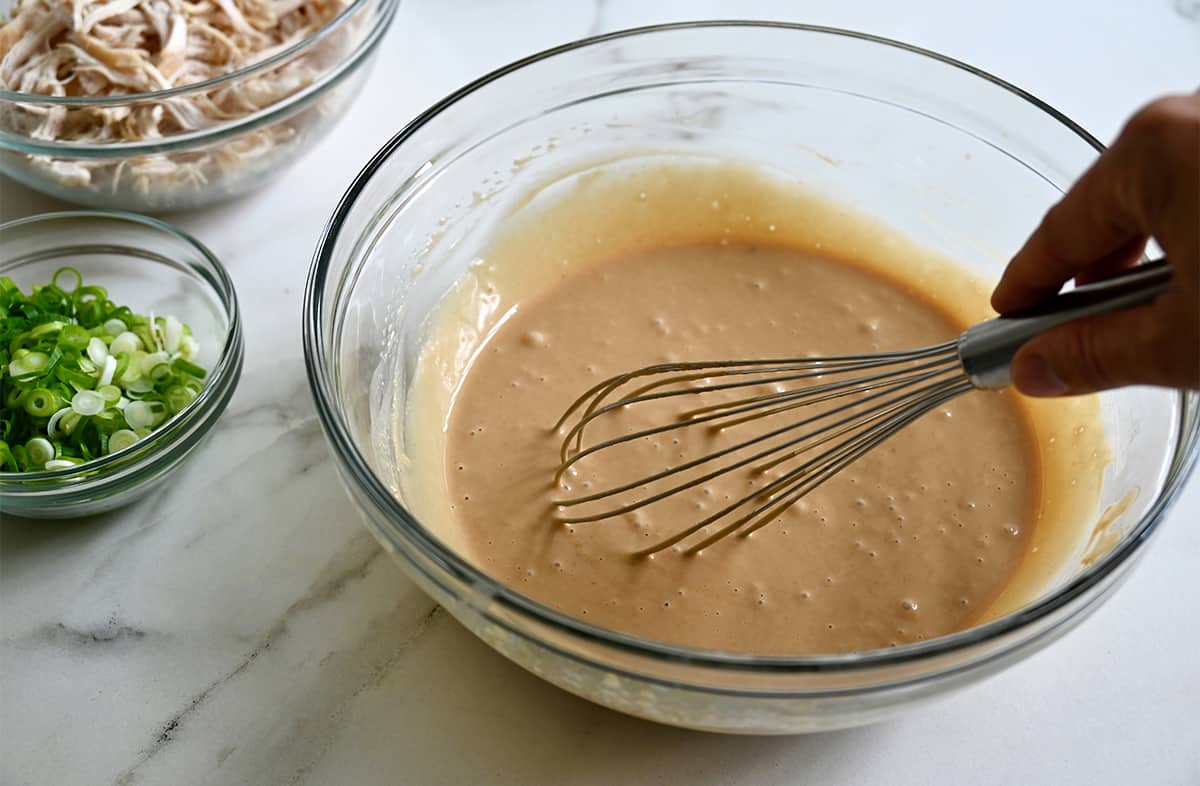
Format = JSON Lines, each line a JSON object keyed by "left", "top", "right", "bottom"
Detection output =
{"left": 11, "top": 444, "right": 31, "bottom": 471}
{"left": 118, "top": 353, "right": 146, "bottom": 386}
{"left": 76, "top": 299, "right": 105, "bottom": 327}
{"left": 46, "top": 406, "right": 72, "bottom": 438}
{"left": 51, "top": 267, "right": 82, "bottom": 292}
{"left": 107, "top": 429, "right": 139, "bottom": 453}
{"left": 87, "top": 336, "right": 108, "bottom": 366}
{"left": 133, "top": 325, "right": 156, "bottom": 354}
{"left": 26, "top": 437, "right": 55, "bottom": 467}
{"left": 111, "top": 353, "right": 129, "bottom": 383}
{"left": 31, "top": 321, "right": 65, "bottom": 339}
{"left": 55, "top": 365, "right": 95, "bottom": 391}
{"left": 109, "top": 331, "right": 141, "bottom": 356}
{"left": 180, "top": 335, "right": 199, "bottom": 361}
{"left": 172, "top": 357, "right": 207, "bottom": 379}
{"left": 165, "top": 384, "right": 196, "bottom": 413}
{"left": 59, "top": 324, "right": 91, "bottom": 350}
{"left": 141, "top": 351, "right": 170, "bottom": 379}
{"left": 163, "top": 315, "right": 183, "bottom": 353}
{"left": 149, "top": 312, "right": 163, "bottom": 351}
{"left": 98, "top": 355, "right": 117, "bottom": 387}
{"left": 123, "top": 401, "right": 153, "bottom": 428}
{"left": 97, "top": 385, "right": 122, "bottom": 404}
{"left": 9, "top": 350, "right": 49, "bottom": 377}
{"left": 124, "top": 399, "right": 166, "bottom": 429}
{"left": 91, "top": 408, "right": 121, "bottom": 432}
{"left": 126, "top": 378, "right": 155, "bottom": 395}
{"left": 34, "top": 286, "right": 68, "bottom": 313}
{"left": 0, "top": 267, "right": 207, "bottom": 474}
{"left": 23, "top": 388, "right": 58, "bottom": 417}
{"left": 72, "top": 285, "right": 107, "bottom": 308}
{"left": 0, "top": 441, "right": 18, "bottom": 472}
{"left": 27, "top": 351, "right": 50, "bottom": 370}
{"left": 59, "top": 411, "right": 82, "bottom": 436}
{"left": 71, "top": 389, "right": 105, "bottom": 416}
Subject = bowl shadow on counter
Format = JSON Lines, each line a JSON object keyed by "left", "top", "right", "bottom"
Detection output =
{"left": 0, "top": 175, "right": 70, "bottom": 222}
{"left": 0, "top": 507, "right": 134, "bottom": 583}
{"left": 391, "top": 608, "right": 886, "bottom": 784}
{"left": 0, "top": 172, "right": 266, "bottom": 225}
{"left": 306, "top": 489, "right": 889, "bottom": 784}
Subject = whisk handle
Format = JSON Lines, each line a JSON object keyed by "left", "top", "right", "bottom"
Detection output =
{"left": 958, "top": 258, "right": 1174, "bottom": 389}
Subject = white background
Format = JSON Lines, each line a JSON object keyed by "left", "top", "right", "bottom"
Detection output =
{"left": 2, "top": 2, "right": 1198, "bottom": 784}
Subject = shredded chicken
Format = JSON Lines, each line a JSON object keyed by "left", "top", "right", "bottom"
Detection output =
{"left": 0, "top": 0, "right": 357, "bottom": 204}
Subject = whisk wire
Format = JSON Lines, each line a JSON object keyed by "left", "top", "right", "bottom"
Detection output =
{"left": 553, "top": 340, "right": 978, "bottom": 553}
{"left": 556, "top": 359, "right": 952, "bottom": 478}
{"left": 554, "top": 342, "right": 958, "bottom": 432}
{"left": 632, "top": 376, "right": 973, "bottom": 556}
{"left": 727, "top": 379, "right": 973, "bottom": 539}
{"left": 557, "top": 345, "right": 959, "bottom": 471}
{"left": 557, "top": 368, "right": 964, "bottom": 524}
{"left": 677, "top": 353, "right": 960, "bottom": 423}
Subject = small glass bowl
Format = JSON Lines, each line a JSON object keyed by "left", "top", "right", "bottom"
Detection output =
{"left": 304, "top": 22, "right": 1200, "bottom": 733}
{"left": 0, "top": 211, "right": 243, "bottom": 518}
{"left": 0, "top": 0, "right": 399, "bottom": 212}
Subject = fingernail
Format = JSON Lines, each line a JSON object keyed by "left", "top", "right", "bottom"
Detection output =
{"left": 1014, "top": 353, "right": 1069, "bottom": 397}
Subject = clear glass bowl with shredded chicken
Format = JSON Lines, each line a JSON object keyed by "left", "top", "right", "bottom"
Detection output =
{"left": 0, "top": 0, "right": 398, "bottom": 210}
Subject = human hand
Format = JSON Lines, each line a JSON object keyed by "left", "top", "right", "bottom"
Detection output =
{"left": 991, "top": 94, "right": 1200, "bottom": 396}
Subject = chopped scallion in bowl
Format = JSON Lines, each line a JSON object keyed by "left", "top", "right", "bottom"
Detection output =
{"left": 0, "top": 211, "right": 242, "bottom": 519}
{"left": 1, "top": 267, "right": 208, "bottom": 471}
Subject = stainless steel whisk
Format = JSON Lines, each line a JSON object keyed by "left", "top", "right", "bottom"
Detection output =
{"left": 552, "top": 259, "right": 1172, "bottom": 556}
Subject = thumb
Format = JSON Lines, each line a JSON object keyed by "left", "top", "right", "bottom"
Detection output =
{"left": 1009, "top": 306, "right": 1174, "bottom": 396}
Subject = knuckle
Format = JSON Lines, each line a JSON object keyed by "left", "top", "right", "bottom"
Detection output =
{"left": 1124, "top": 97, "right": 1200, "bottom": 172}
{"left": 1116, "top": 96, "right": 1199, "bottom": 228}
{"left": 1125, "top": 95, "right": 1200, "bottom": 140}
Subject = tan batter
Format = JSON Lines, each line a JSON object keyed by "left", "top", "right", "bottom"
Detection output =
{"left": 400, "top": 159, "right": 1109, "bottom": 655}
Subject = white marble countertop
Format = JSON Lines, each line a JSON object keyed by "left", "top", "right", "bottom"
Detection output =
{"left": 2, "top": 2, "right": 1199, "bottom": 784}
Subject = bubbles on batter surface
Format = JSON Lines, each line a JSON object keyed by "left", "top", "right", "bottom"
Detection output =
{"left": 520, "top": 330, "right": 549, "bottom": 348}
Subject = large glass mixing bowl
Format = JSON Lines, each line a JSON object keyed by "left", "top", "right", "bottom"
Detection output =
{"left": 303, "top": 22, "right": 1200, "bottom": 733}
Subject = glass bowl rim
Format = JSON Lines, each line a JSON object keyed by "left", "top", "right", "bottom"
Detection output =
{"left": 303, "top": 20, "right": 1200, "bottom": 674}
{"left": 0, "top": 209, "right": 243, "bottom": 491}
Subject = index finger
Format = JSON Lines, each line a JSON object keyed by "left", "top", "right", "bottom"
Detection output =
{"left": 989, "top": 97, "right": 1186, "bottom": 314}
